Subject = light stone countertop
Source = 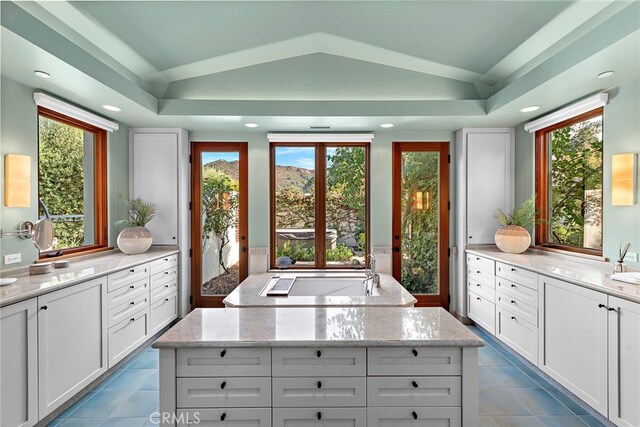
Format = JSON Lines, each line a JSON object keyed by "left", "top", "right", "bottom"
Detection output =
{"left": 222, "top": 272, "right": 417, "bottom": 307}
{"left": 0, "top": 246, "right": 179, "bottom": 307}
{"left": 466, "top": 246, "right": 640, "bottom": 304}
{"left": 153, "top": 306, "right": 484, "bottom": 348}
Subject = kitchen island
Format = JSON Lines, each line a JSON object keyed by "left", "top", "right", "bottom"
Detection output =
{"left": 153, "top": 306, "right": 483, "bottom": 426}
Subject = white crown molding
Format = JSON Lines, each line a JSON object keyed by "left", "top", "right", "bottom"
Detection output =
{"left": 267, "top": 133, "right": 374, "bottom": 143}
{"left": 524, "top": 93, "right": 608, "bottom": 133}
{"left": 34, "top": 92, "right": 119, "bottom": 132}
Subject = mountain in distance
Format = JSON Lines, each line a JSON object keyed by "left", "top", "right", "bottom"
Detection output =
{"left": 205, "top": 159, "right": 314, "bottom": 191}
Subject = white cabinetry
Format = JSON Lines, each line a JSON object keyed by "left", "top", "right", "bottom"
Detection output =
{"left": 37, "top": 278, "right": 108, "bottom": 417}
{"left": 466, "top": 255, "right": 496, "bottom": 334}
{"left": 607, "top": 296, "right": 640, "bottom": 427}
{"left": 0, "top": 298, "right": 38, "bottom": 427}
{"left": 130, "top": 128, "right": 189, "bottom": 317}
{"left": 454, "top": 128, "right": 514, "bottom": 317}
{"left": 540, "top": 276, "right": 608, "bottom": 415}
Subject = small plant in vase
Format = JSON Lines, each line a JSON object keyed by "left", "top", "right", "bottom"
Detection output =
{"left": 495, "top": 197, "right": 537, "bottom": 254}
{"left": 116, "top": 197, "right": 157, "bottom": 255}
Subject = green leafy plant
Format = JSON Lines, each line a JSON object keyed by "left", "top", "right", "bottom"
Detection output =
{"left": 326, "top": 244, "right": 354, "bottom": 262}
{"left": 117, "top": 197, "right": 156, "bottom": 228}
{"left": 275, "top": 241, "right": 315, "bottom": 262}
{"left": 496, "top": 197, "right": 537, "bottom": 229}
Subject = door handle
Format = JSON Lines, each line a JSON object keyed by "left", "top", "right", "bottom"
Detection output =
{"left": 241, "top": 247, "right": 247, "bottom": 253}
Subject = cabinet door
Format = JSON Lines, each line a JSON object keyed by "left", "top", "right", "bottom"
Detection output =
{"left": 466, "top": 132, "right": 512, "bottom": 244}
{"left": 273, "top": 408, "right": 366, "bottom": 427}
{"left": 608, "top": 296, "right": 640, "bottom": 427}
{"left": 38, "top": 278, "right": 108, "bottom": 417}
{"left": 132, "top": 133, "right": 178, "bottom": 245}
{"left": 540, "top": 276, "right": 608, "bottom": 415}
{"left": 0, "top": 299, "right": 38, "bottom": 427}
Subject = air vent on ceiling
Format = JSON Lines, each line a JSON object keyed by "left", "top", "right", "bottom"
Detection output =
{"left": 309, "top": 126, "right": 331, "bottom": 130}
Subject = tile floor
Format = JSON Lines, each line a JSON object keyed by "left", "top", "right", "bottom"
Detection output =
{"left": 48, "top": 326, "right": 610, "bottom": 427}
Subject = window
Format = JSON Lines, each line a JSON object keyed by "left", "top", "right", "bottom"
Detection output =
{"left": 38, "top": 106, "right": 108, "bottom": 257}
{"left": 535, "top": 107, "right": 603, "bottom": 255}
{"left": 270, "top": 142, "right": 369, "bottom": 268}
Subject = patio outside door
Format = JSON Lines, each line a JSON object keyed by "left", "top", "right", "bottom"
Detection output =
{"left": 392, "top": 142, "right": 450, "bottom": 308}
{"left": 191, "top": 142, "right": 248, "bottom": 308}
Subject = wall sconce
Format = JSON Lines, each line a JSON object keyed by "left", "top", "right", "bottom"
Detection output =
{"left": 4, "top": 154, "right": 31, "bottom": 207}
{"left": 612, "top": 153, "right": 637, "bottom": 206}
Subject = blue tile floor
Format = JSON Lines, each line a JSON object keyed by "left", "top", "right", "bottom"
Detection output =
{"left": 48, "top": 326, "right": 610, "bottom": 427}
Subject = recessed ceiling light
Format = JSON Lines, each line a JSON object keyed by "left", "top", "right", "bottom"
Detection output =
{"left": 380, "top": 123, "right": 395, "bottom": 128}
{"left": 102, "top": 104, "right": 122, "bottom": 112}
{"left": 520, "top": 106, "right": 541, "bottom": 113}
{"left": 244, "top": 123, "right": 259, "bottom": 128}
{"left": 34, "top": 70, "right": 50, "bottom": 79}
{"left": 597, "top": 71, "right": 614, "bottom": 79}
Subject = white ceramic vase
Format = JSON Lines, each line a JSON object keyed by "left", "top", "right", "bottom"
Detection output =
{"left": 495, "top": 225, "right": 531, "bottom": 254}
{"left": 117, "top": 226, "right": 153, "bottom": 255}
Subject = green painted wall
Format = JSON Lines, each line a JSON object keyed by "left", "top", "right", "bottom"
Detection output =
{"left": 0, "top": 76, "right": 129, "bottom": 268}
{"left": 514, "top": 77, "right": 640, "bottom": 267}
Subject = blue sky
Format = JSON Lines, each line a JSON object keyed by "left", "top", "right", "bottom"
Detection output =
{"left": 275, "top": 147, "right": 338, "bottom": 170}
{"left": 202, "top": 152, "right": 239, "bottom": 164}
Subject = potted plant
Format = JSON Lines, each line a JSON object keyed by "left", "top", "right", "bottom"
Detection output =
{"left": 116, "top": 197, "right": 156, "bottom": 255}
{"left": 495, "top": 197, "right": 537, "bottom": 254}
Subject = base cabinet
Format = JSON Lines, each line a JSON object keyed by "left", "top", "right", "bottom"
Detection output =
{"left": 367, "top": 407, "right": 461, "bottom": 427}
{"left": 608, "top": 296, "right": 640, "bottom": 427}
{"left": 0, "top": 298, "right": 38, "bottom": 427}
{"left": 273, "top": 408, "right": 366, "bottom": 426}
{"left": 176, "top": 408, "right": 271, "bottom": 426}
{"left": 37, "top": 278, "right": 108, "bottom": 417}
{"left": 540, "top": 276, "right": 608, "bottom": 415}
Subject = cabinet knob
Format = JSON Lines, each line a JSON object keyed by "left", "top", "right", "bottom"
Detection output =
{"left": 129, "top": 269, "right": 135, "bottom": 273}
{"left": 220, "top": 413, "right": 226, "bottom": 421}
{"left": 510, "top": 300, "right": 516, "bottom": 304}
{"left": 40, "top": 305, "right": 48, "bottom": 310}
{"left": 220, "top": 350, "right": 226, "bottom": 358}
{"left": 511, "top": 316, "right": 516, "bottom": 321}
{"left": 511, "top": 284, "right": 516, "bottom": 288}
{"left": 164, "top": 271, "right": 169, "bottom": 275}
{"left": 164, "top": 258, "right": 169, "bottom": 261}
{"left": 476, "top": 284, "right": 480, "bottom": 287}
{"left": 165, "top": 284, "right": 169, "bottom": 288}
{"left": 164, "top": 298, "right": 169, "bottom": 302}
{"left": 130, "top": 318, "right": 135, "bottom": 322}
{"left": 129, "top": 285, "right": 135, "bottom": 289}
{"left": 476, "top": 297, "right": 481, "bottom": 301}
{"left": 412, "top": 349, "right": 418, "bottom": 357}
{"left": 317, "top": 381, "right": 322, "bottom": 389}
{"left": 412, "top": 411, "right": 418, "bottom": 420}
{"left": 476, "top": 270, "right": 481, "bottom": 274}
{"left": 317, "top": 412, "right": 322, "bottom": 420}
{"left": 316, "top": 350, "right": 322, "bottom": 358}
{"left": 220, "top": 381, "right": 226, "bottom": 389}
{"left": 412, "top": 380, "right": 418, "bottom": 388}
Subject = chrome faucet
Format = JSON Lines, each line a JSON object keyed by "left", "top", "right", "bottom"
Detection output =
{"left": 365, "top": 253, "right": 380, "bottom": 288}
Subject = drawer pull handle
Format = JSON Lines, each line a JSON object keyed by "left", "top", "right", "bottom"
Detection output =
{"left": 412, "top": 349, "right": 418, "bottom": 357}
{"left": 164, "top": 258, "right": 169, "bottom": 261}
{"left": 165, "top": 284, "right": 169, "bottom": 288}
{"left": 608, "top": 307, "right": 617, "bottom": 312}
{"left": 476, "top": 284, "right": 480, "bottom": 287}
{"left": 476, "top": 257, "right": 480, "bottom": 260}
{"left": 316, "top": 350, "right": 322, "bottom": 358}
{"left": 41, "top": 305, "right": 48, "bottom": 310}
{"left": 220, "top": 413, "right": 226, "bottom": 421}
{"left": 130, "top": 301, "right": 135, "bottom": 305}
{"left": 129, "top": 269, "right": 135, "bottom": 273}
{"left": 220, "top": 381, "right": 226, "bottom": 389}
{"left": 412, "top": 380, "right": 418, "bottom": 388}
{"left": 164, "top": 298, "right": 169, "bottom": 302}
{"left": 511, "top": 268, "right": 517, "bottom": 272}
{"left": 511, "top": 316, "right": 516, "bottom": 320}
{"left": 476, "top": 270, "right": 481, "bottom": 274}
{"left": 510, "top": 300, "right": 516, "bottom": 304}
{"left": 412, "top": 411, "right": 418, "bottom": 420}
{"left": 220, "top": 350, "right": 226, "bottom": 358}
{"left": 476, "top": 297, "right": 481, "bottom": 301}
{"left": 130, "top": 318, "right": 135, "bottom": 322}
{"left": 317, "top": 412, "right": 322, "bottom": 420}
{"left": 598, "top": 304, "right": 606, "bottom": 309}
{"left": 164, "top": 271, "right": 169, "bottom": 275}
{"left": 317, "top": 381, "right": 322, "bottom": 389}
{"left": 511, "top": 284, "right": 516, "bottom": 288}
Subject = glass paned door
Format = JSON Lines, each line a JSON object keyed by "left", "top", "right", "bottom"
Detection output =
{"left": 191, "top": 143, "right": 248, "bottom": 308}
{"left": 392, "top": 142, "right": 449, "bottom": 308}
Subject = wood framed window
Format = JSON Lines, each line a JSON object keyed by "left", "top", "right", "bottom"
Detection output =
{"left": 38, "top": 106, "right": 108, "bottom": 258}
{"left": 270, "top": 142, "right": 370, "bottom": 269}
{"left": 535, "top": 107, "right": 603, "bottom": 256}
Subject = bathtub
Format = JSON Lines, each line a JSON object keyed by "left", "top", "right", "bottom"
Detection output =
{"left": 259, "top": 274, "right": 380, "bottom": 297}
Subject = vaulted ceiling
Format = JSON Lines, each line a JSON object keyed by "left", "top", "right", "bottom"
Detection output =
{"left": 1, "top": 1, "right": 638, "bottom": 131}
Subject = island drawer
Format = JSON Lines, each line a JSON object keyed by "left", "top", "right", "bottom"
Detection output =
{"left": 107, "top": 277, "right": 148, "bottom": 310}
{"left": 176, "top": 408, "right": 271, "bottom": 427}
{"left": 496, "top": 277, "right": 538, "bottom": 307}
{"left": 151, "top": 266, "right": 178, "bottom": 290}
{"left": 496, "top": 262, "right": 537, "bottom": 288}
{"left": 177, "top": 377, "right": 271, "bottom": 408}
{"left": 151, "top": 279, "right": 178, "bottom": 304}
{"left": 177, "top": 348, "right": 271, "bottom": 377}
{"left": 367, "top": 407, "right": 461, "bottom": 427}
{"left": 273, "top": 408, "right": 366, "bottom": 426}
{"left": 467, "top": 279, "right": 495, "bottom": 301}
{"left": 496, "top": 307, "right": 538, "bottom": 364}
{"left": 467, "top": 267, "right": 495, "bottom": 287}
{"left": 496, "top": 291, "right": 537, "bottom": 326}
{"left": 273, "top": 377, "right": 366, "bottom": 407}
{"left": 107, "top": 292, "right": 149, "bottom": 328}
{"left": 466, "top": 254, "right": 495, "bottom": 272}
{"left": 108, "top": 308, "right": 148, "bottom": 367}
{"left": 367, "top": 347, "right": 461, "bottom": 376}
{"left": 108, "top": 263, "right": 149, "bottom": 292}
{"left": 272, "top": 348, "right": 366, "bottom": 377}
{"left": 149, "top": 292, "right": 178, "bottom": 335}
{"left": 467, "top": 292, "right": 495, "bottom": 335}
{"left": 367, "top": 376, "right": 461, "bottom": 407}
{"left": 150, "top": 254, "right": 178, "bottom": 275}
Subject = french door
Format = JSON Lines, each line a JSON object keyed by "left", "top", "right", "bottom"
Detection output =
{"left": 392, "top": 142, "right": 450, "bottom": 308}
{"left": 191, "top": 142, "right": 248, "bottom": 308}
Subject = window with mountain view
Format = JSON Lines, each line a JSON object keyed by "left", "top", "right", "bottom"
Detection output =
{"left": 271, "top": 143, "right": 368, "bottom": 268}
{"left": 535, "top": 108, "right": 603, "bottom": 255}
